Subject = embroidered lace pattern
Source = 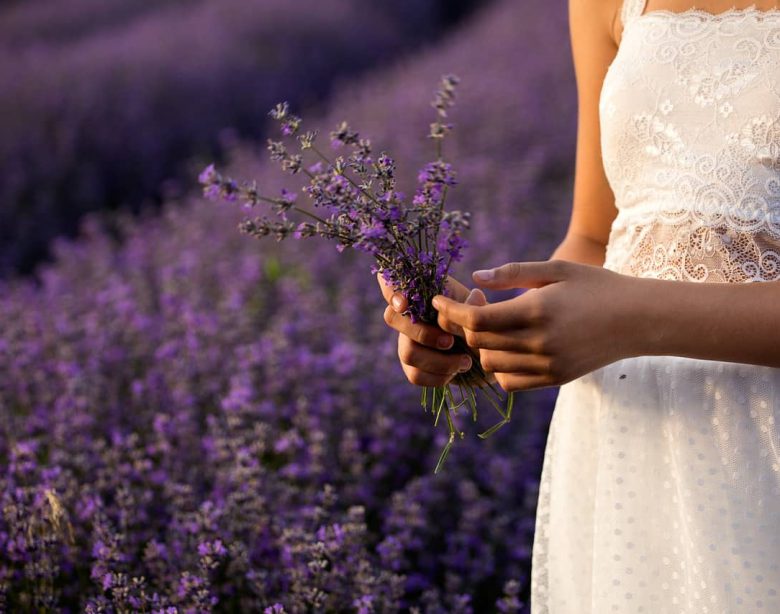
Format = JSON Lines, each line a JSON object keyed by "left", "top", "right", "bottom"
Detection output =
{"left": 600, "top": 2, "right": 780, "bottom": 282}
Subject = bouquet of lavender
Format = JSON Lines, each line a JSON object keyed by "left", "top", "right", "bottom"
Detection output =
{"left": 199, "top": 75, "right": 513, "bottom": 472}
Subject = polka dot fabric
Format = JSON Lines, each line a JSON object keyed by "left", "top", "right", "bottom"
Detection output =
{"left": 531, "top": 357, "right": 780, "bottom": 612}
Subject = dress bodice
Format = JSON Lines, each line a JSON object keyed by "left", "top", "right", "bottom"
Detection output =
{"left": 600, "top": 1, "right": 780, "bottom": 281}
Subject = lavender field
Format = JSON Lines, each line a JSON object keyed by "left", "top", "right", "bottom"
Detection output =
{"left": 0, "top": 0, "right": 483, "bottom": 275}
{"left": 0, "top": 0, "right": 576, "bottom": 611}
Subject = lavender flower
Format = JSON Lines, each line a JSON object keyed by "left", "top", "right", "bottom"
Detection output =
{"left": 200, "top": 76, "right": 514, "bottom": 472}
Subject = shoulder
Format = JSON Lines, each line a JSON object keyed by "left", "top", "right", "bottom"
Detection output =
{"left": 569, "top": 0, "right": 624, "bottom": 49}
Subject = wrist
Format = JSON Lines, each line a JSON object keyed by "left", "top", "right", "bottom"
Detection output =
{"left": 619, "top": 276, "right": 708, "bottom": 359}
{"left": 616, "top": 275, "right": 671, "bottom": 359}
{"left": 605, "top": 274, "right": 780, "bottom": 367}
{"left": 551, "top": 233, "right": 607, "bottom": 267}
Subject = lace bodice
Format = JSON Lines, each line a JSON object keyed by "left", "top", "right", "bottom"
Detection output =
{"left": 600, "top": 1, "right": 780, "bottom": 281}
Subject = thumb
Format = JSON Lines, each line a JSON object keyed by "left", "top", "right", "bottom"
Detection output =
{"left": 472, "top": 260, "right": 569, "bottom": 290}
{"left": 464, "top": 288, "right": 488, "bottom": 306}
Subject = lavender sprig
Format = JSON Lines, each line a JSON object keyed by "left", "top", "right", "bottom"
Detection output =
{"left": 200, "top": 75, "right": 514, "bottom": 471}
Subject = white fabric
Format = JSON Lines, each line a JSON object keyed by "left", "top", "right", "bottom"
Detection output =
{"left": 620, "top": 0, "right": 646, "bottom": 29}
{"left": 530, "top": 2, "right": 780, "bottom": 612}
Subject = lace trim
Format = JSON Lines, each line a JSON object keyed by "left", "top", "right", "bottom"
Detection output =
{"left": 634, "top": 4, "right": 780, "bottom": 24}
{"left": 621, "top": 0, "right": 648, "bottom": 27}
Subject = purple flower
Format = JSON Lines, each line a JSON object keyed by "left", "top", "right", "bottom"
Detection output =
{"left": 204, "top": 184, "right": 221, "bottom": 201}
{"left": 280, "top": 189, "right": 297, "bottom": 204}
{"left": 353, "top": 595, "right": 375, "bottom": 614}
{"left": 360, "top": 222, "right": 387, "bottom": 240}
{"left": 197, "top": 539, "right": 227, "bottom": 558}
{"left": 101, "top": 572, "right": 114, "bottom": 591}
{"left": 198, "top": 164, "right": 218, "bottom": 185}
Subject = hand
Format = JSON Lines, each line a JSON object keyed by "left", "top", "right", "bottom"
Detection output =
{"left": 378, "top": 274, "right": 483, "bottom": 387}
{"left": 431, "top": 260, "right": 642, "bottom": 391}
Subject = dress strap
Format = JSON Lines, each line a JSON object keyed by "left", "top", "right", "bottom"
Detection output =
{"left": 620, "top": 0, "right": 648, "bottom": 27}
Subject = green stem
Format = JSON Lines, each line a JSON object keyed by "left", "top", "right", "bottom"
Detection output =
{"left": 434, "top": 435, "right": 454, "bottom": 475}
{"left": 433, "top": 386, "right": 447, "bottom": 427}
{"left": 291, "top": 206, "right": 329, "bottom": 226}
{"left": 478, "top": 391, "right": 514, "bottom": 439}
{"left": 434, "top": 401, "right": 460, "bottom": 474}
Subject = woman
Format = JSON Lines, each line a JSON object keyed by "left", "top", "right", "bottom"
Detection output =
{"left": 379, "top": 0, "right": 780, "bottom": 610}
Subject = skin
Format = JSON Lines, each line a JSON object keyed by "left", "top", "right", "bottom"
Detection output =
{"left": 378, "top": 275, "right": 478, "bottom": 388}
{"left": 380, "top": 0, "right": 780, "bottom": 392}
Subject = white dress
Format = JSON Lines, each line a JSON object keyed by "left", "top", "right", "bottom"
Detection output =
{"left": 530, "top": 1, "right": 780, "bottom": 612}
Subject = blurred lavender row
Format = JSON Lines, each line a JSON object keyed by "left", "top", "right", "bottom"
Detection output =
{"left": 0, "top": 0, "right": 488, "bottom": 276}
{"left": 0, "top": 0, "right": 576, "bottom": 610}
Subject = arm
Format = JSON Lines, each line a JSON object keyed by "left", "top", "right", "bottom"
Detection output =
{"left": 630, "top": 277, "right": 780, "bottom": 368}
{"left": 551, "top": 0, "right": 623, "bottom": 267}
{"left": 550, "top": 233, "right": 608, "bottom": 266}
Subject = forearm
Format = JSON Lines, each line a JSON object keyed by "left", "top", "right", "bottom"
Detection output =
{"left": 628, "top": 277, "right": 780, "bottom": 368}
{"left": 550, "top": 232, "right": 606, "bottom": 267}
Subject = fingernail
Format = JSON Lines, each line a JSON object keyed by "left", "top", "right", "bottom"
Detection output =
{"left": 391, "top": 295, "right": 404, "bottom": 311}
{"left": 459, "top": 356, "right": 472, "bottom": 372}
{"left": 437, "top": 335, "right": 454, "bottom": 350}
{"left": 473, "top": 269, "right": 494, "bottom": 281}
{"left": 431, "top": 297, "right": 441, "bottom": 310}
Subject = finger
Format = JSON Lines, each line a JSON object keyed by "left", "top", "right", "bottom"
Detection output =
{"left": 479, "top": 350, "right": 550, "bottom": 374}
{"left": 377, "top": 273, "right": 409, "bottom": 312}
{"left": 390, "top": 293, "right": 408, "bottom": 313}
{"left": 401, "top": 363, "right": 455, "bottom": 388}
{"left": 435, "top": 287, "right": 487, "bottom": 339}
{"left": 384, "top": 306, "right": 454, "bottom": 350}
{"left": 494, "top": 372, "right": 554, "bottom": 392}
{"left": 439, "top": 289, "right": 488, "bottom": 338}
{"left": 472, "top": 260, "right": 571, "bottom": 290}
{"left": 377, "top": 272, "right": 394, "bottom": 301}
{"left": 443, "top": 276, "right": 471, "bottom": 302}
{"left": 462, "top": 328, "right": 536, "bottom": 352}
{"left": 464, "top": 288, "right": 487, "bottom": 306}
{"left": 398, "top": 335, "right": 471, "bottom": 376}
{"left": 432, "top": 294, "right": 526, "bottom": 332}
